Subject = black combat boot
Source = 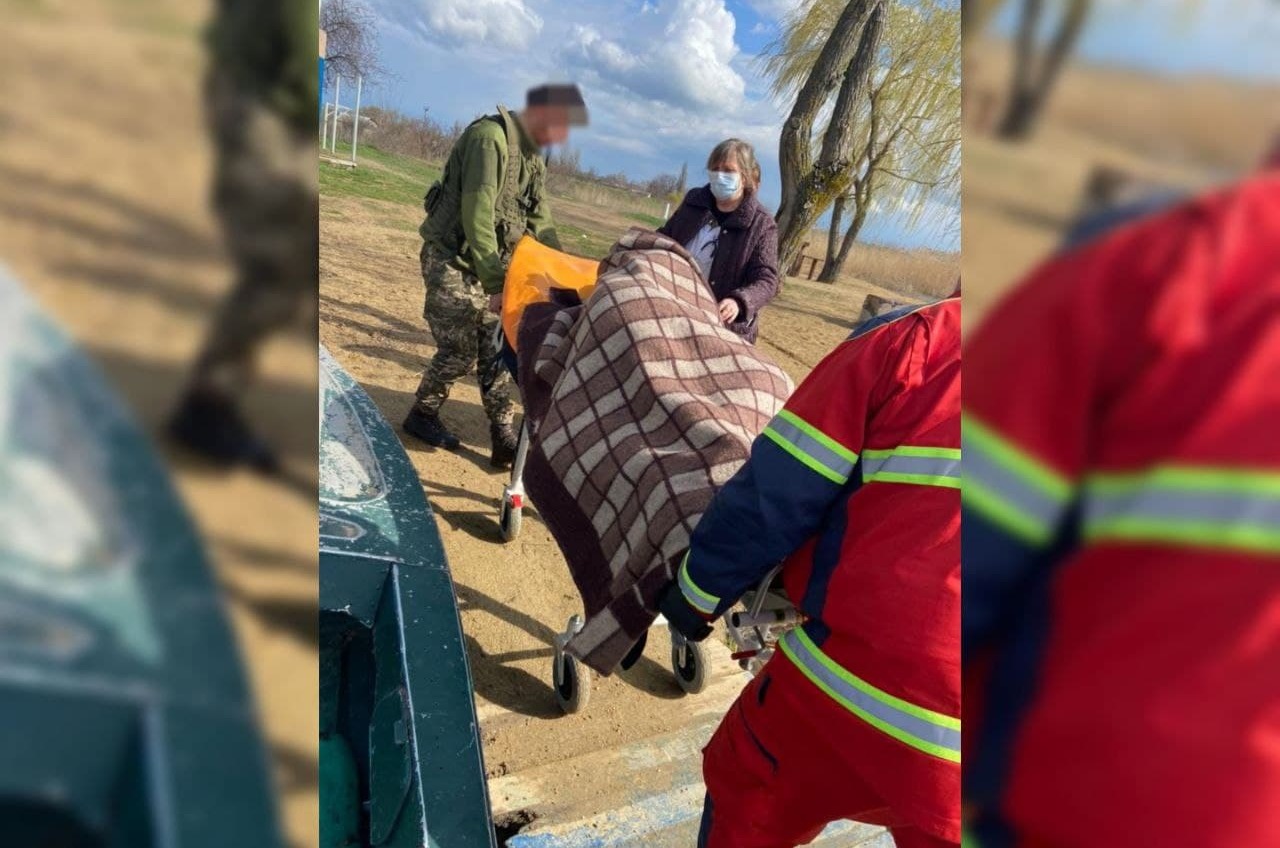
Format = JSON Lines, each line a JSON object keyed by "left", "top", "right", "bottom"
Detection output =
{"left": 168, "top": 388, "right": 280, "bottom": 473}
{"left": 402, "top": 408, "right": 460, "bottom": 450}
{"left": 490, "top": 422, "right": 519, "bottom": 469}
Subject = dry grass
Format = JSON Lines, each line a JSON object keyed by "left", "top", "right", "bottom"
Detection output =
{"left": 962, "top": 39, "right": 1280, "bottom": 329}
{"left": 796, "top": 233, "right": 959, "bottom": 301}
{"left": 836, "top": 242, "right": 959, "bottom": 299}
{"left": 966, "top": 38, "right": 1280, "bottom": 176}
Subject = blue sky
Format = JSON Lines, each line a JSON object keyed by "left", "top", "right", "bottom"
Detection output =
{"left": 349, "top": 0, "right": 961, "bottom": 251}
{"left": 992, "top": 0, "right": 1280, "bottom": 80}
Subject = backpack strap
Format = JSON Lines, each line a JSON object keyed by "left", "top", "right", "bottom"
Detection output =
{"left": 495, "top": 105, "right": 523, "bottom": 226}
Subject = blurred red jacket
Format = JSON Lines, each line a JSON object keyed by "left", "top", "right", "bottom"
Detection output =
{"left": 963, "top": 173, "right": 1280, "bottom": 847}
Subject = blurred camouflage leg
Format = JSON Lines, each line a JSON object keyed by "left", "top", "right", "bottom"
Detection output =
{"left": 169, "top": 67, "right": 317, "bottom": 471}
{"left": 190, "top": 67, "right": 318, "bottom": 399}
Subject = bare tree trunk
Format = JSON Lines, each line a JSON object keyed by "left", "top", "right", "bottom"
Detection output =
{"left": 820, "top": 195, "right": 848, "bottom": 281}
{"left": 1000, "top": 0, "right": 1042, "bottom": 137}
{"left": 778, "top": 0, "right": 885, "bottom": 272}
{"left": 833, "top": 202, "right": 870, "bottom": 272}
{"left": 819, "top": 174, "right": 871, "bottom": 283}
{"left": 998, "top": 0, "right": 1090, "bottom": 140}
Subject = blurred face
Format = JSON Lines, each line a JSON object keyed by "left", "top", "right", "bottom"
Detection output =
{"left": 525, "top": 105, "right": 572, "bottom": 147}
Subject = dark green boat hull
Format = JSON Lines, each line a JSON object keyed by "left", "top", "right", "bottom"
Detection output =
{"left": 0, "top": 267, "right": 281, "bottom": 846}
{"left": 319, "top": 346, "right": 495, "bottom": 848}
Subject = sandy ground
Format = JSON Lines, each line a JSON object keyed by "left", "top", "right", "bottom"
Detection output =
{"left": 1, "top": 2, "right": 318, "bottom": 845}
{"left": 318, "top": 183, "right": 897, "bottom": 781}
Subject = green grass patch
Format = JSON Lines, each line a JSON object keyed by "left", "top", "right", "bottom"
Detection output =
{"left": 555, "top": 224, "right": 617, "bottom": 261}
{"left": 320, "top": 142, "right": 442, "bottom": 207}
{"left": 626, "top": 212, "right": 666, "bottom": 229}
{"left": 320, "top": 142, "right": 626, "bottom": 256}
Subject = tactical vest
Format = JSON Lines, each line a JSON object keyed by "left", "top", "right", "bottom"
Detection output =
{"left": 421, "top": 106, "right": 542, "bottom": 268}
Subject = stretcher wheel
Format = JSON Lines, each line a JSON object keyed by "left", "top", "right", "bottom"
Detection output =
{"left": 671, "top": 641, "right": 709, "bottom": 695}
{"left": 499, "top": 498, "right": 522, "bottom": 543}
{"left": 553, "top": 651, "right": 591, "bottom": 714}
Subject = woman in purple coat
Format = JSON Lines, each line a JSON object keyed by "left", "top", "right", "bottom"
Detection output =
{"left": 657, "top": 139, "right": 780, "bottom": 344}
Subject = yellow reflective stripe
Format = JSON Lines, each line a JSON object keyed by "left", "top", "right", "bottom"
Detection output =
{"left": 963, "top": 414, "right": 1072, "bottom": 501}
{"left": 963, "top": 414, "right": 1076, "bottom": 545}
{"left": 762, "top": 427, "right": 848, "bottom": 485}
{"left": 862, "top": 446, "right": 961, "bottom": 489}
{"left": 1082, "top": 465, "right": 1280, "bottom": 555}
{"left": 777, "top": 409, "right": 859, "bottom": 464}
{"left": 677, "top": 552, "right": 718, "bottom": 614}
{"left": 762, "top": 409, "right": 859, "bottom": 485}
{"left": 780, "top": 629, "right": 961, "bottom": 763}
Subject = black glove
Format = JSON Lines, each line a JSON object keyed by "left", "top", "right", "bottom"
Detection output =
{"left": 657, "top": 580, "right": 714, "bottom": 643}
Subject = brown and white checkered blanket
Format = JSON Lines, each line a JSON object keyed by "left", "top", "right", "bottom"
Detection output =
{"left": 516, "top": 229, "right": 793, "bottom": 675}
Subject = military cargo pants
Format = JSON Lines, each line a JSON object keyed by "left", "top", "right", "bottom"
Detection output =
{"left": 412, "top": 250, "right": 515, "bottom": 426}
{"left": 192, "top": 68, "right": 319, "bottom": 398}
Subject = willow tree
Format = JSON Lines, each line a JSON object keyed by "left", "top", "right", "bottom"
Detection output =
{"left": 997, "top": 0, "right": 1092, "bottom": 139}
{"left": 769, "top": 0, "right": 887, "bottom": 273}
{"left": 762, "top": 0, "right": 959, "bottom": 282}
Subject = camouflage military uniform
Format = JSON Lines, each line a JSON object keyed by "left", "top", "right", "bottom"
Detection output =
{"left": 193, "top": 0, "right": 319, "bottom": 397}
{"left": 411, "top": 106, "right": 561, "bottom": 425}
{"left": 413, "top": 249, "right": 512, "bottom": 424}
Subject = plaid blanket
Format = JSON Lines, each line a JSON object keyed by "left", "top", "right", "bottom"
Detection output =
{"left": 516, "top": 229, "right": 793, "bottom": 675}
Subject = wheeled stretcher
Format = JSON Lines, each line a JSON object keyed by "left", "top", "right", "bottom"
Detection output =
{"left": 491, "top": 236, "right": 803, "bottom": 713}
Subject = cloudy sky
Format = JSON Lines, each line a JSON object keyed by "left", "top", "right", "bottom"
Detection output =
{"left": 347, "top": 0, "right": 1278, "bottom": 253}
{"left": 354, "top": 0, "right": 961, "bottom": 251}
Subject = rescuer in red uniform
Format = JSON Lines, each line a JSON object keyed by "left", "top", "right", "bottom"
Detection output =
{"left": 657, "top": 296, "right": 962, "bottom": 848}
{"left": 963, "top": 171, "right": 1280, "bottom": 848}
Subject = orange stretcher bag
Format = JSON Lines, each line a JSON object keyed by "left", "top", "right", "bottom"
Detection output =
{"left": 500, "top": 235, "right": 600, "bottom": 351}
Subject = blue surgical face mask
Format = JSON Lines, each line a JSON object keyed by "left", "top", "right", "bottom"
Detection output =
{"left": 708, "top": 170, "right": 741, "bottom": 201}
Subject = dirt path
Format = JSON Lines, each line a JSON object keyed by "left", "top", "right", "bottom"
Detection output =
{"left": 0, "top": 4, "right": 318, "bottom": 845}
{"left": 318, "top": 182, "right": 898, "bottom": 786}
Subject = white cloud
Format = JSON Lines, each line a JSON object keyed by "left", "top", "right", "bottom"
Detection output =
{"left": 561, "top": 0, "right": 747, "bottom": 114}
{"left": 750, "top": 21, "right": 772, "bottom": 35}
{"left": 380, "top": 0, "right": 544, "bottom": 51}
{"left": 366, "top": 0, "right": 797, "bottom": 207}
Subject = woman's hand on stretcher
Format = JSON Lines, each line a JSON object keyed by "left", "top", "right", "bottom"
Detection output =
{"left": 718, "top": 298, "right": 741, "bottom": 324}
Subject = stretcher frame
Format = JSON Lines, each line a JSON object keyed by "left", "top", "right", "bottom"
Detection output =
{"left": 492, "top": 238, "right": 802, "bottom": 713}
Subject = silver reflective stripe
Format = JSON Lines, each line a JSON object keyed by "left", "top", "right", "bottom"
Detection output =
{"left": 963, "top": 436, "right": 1067, "bottom": 534}
{"left": 1081, "top": 470, "right": 1280, "bottom": 554}
{"left": 765, "top": 413, "right": 857, "bottom": 484}
{"left": 780, "top": 630, "right": 961, "bottom": 763}
{"left": 862, "top": 450, "right": 961, "bottom": 486}
{"left": 678, "top": 554, "right": 719, "bottom": 615}
{"left": 1086, "top": 488, "right": 1280, "bottom": 527}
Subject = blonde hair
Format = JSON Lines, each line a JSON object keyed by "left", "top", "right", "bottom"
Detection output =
{"left": 707, "top": 138, "right": 761, "bottom": 194}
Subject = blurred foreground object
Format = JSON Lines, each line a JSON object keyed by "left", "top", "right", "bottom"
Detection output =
{"left": 319, "top": 347, "right": 495, "bottom": 848}
{"left": 167, "top": 0, "right": 319, "bottom": 473}
{"left": 0, "top": 266, "right": 282, "bottom": 845}
{"left": 962, "top": 173, "right": 1280, "bottom": 846}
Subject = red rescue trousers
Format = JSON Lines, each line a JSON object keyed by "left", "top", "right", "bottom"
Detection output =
{"left": 699, "top": 656, "right": 959, "bottom": 848}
